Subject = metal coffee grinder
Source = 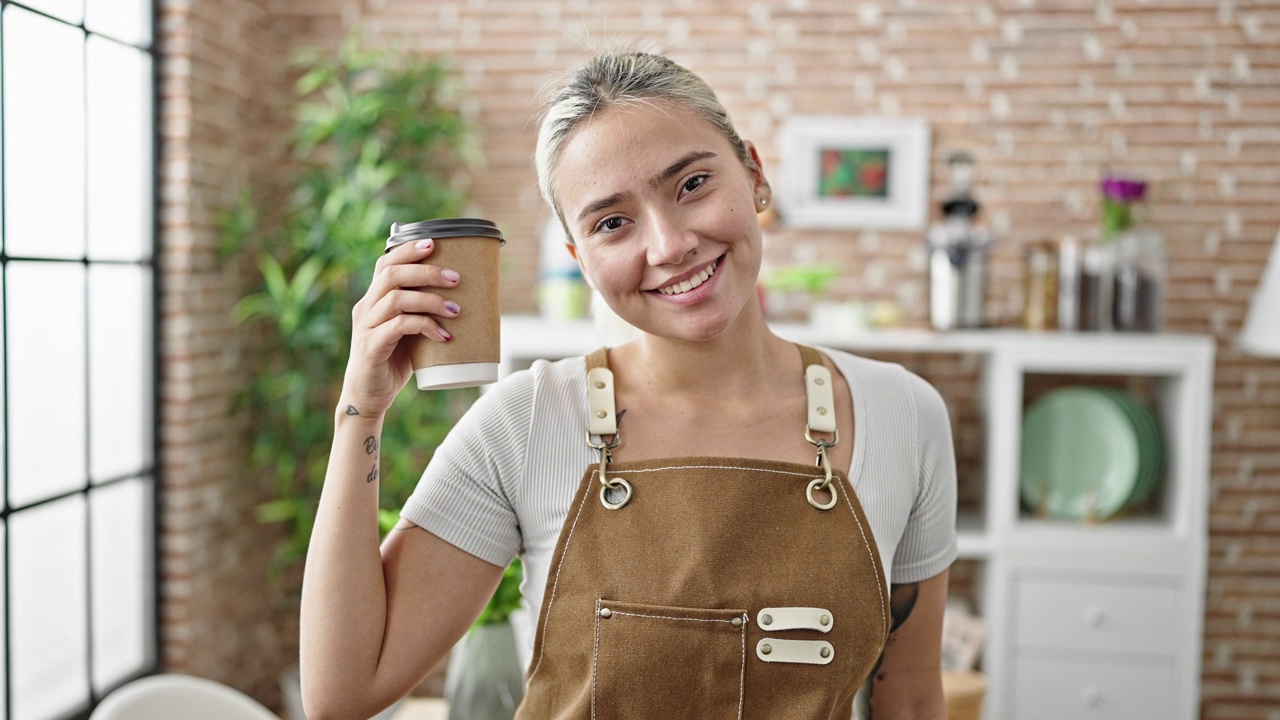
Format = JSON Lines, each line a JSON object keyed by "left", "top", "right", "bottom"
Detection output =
{"left": 926, "top": 152, "right": 991, "bottom": 331}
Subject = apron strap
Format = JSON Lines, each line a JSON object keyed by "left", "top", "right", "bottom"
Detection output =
{"left": 797, "top": 345, "right": 837, "bottom": 435}
{"left": 585, "top": 348, "right": 619, "bottom": 437}
{"left": 583, "top": 345, "right": 835, "bottom": 438}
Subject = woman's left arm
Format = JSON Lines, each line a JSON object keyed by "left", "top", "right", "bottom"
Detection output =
{"left": 860, "top": 568, "right": 950, "bottom": 720}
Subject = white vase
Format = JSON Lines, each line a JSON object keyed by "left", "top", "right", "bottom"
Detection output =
{"left": 444, "top": 622, "right": 525, "bottom": 720}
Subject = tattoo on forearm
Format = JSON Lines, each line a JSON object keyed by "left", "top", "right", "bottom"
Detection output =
{"left": 346, "top": 405, "right": 360, "bottom": 416}
{"left": 367, "top": 464, "right": 379, "bottom": 483}
{"left": 364, "top": 436, "right": 379, "bottom": 454}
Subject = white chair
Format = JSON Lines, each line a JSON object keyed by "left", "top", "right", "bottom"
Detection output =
{"left": 90, "top": 673, "right": 279, "bottom": 720}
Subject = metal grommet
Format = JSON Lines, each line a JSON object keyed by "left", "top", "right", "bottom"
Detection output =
{"left": 814, "top": 377, "right": 825, "bottom": 385}
{"left": 595, "top": 410, "right": 607, "bottom": 419}
{"left": 819, "top": 647, "right": 831, "bottom": 659}
{"left": 599, "top": 608, "right": 612, "bottom": 619}
{"left": 807, "top": 477, "right": 839, "bottom": 511}
{"left": 817, "top": 406, "right": 828, "bottom": 415}
{"left": 599, "top": 477, "right": 633, "bottom": 510}
{"left": 731, "top": 617, "right": 743, "bottom": 628}
{"left": 820, "top": 614, "right": 830, "bottom": 627}
{"left": 760, "top": 644, "right": 772, "bottom": 655}
{"left": 761, "top": 614, "right": 773, "bottom": 626}
{"left": 595, "top": 381, "right": 606, "bottom": 389}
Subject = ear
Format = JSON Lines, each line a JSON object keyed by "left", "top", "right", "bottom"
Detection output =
{"left": 565, "top": 242, "right": 588, "bottom": 277}
{"left": 743, "top": 140, "right": 772, "bottom": 211}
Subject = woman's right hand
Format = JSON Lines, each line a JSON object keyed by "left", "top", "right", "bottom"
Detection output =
{"left": 341, "top": 238, "right": 462, "bottom": 418}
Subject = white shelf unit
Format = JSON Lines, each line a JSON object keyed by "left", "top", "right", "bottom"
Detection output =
{"left": 499, "top": 315, "right": 1215, "bottom": 720}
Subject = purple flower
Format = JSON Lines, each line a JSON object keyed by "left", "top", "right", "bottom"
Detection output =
{"left": 1101, "top": 177, "right": 1147, "bottom": 203}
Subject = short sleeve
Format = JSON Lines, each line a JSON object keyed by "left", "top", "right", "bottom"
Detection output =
{"left": 399, "top": 371, "right": 535, "bottom": 568}
{"left": 891, "top": 374, "right": 959, "bottom": 583}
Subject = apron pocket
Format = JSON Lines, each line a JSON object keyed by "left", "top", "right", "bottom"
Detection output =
{"left": 592, "top": 599, "right": 748, "bottom": 720}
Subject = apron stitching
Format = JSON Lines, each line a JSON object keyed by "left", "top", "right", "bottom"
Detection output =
{"left": 610, "top": 611, "right": 740, "bottom": 624}
{"left": 839, "top": 477, "right": 890, "bottom": 637}
{"left": 738, "top": 613, "right": 746, "bottom": 720}
{"left": 608, "top": 464, "right": 823, "bottom": 478}
{"left": 591, "top": 599, "right": 601, "bottom": 720}
{"left": 527, "top": 468, "right": 596, "bottom": 685}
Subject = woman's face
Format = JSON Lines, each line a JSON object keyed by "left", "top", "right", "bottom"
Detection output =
{"left": 552, "top": 102, "right": 771, "bottom": 343}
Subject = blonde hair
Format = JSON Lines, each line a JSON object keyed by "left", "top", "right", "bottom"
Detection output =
{"left": 535, "top": 52, "right": 753, "bottom": 231}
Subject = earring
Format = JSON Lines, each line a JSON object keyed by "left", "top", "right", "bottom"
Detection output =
{"left": 760, "top": 197, "right": 769, "bottom": 207}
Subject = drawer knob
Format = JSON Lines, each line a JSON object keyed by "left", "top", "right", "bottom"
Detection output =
{"left": 1082, "top": 687, "right": 1102, "bottom": 707}
{"left": 1086, "top": 607, "right": 1105, "bottom": 627}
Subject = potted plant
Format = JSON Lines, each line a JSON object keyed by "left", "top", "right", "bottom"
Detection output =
{"left": 219, "top": 32, "right": 519, "bottom": 718}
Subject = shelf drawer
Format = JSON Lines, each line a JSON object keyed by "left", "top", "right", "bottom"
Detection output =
{"left": 1015, "top": 575, "right": 1178, "bottom": 655}
{"left": 1013, "top": 656, "right": 1174, "bottom": 720}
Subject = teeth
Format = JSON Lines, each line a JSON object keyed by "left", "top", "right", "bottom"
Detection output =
{"left": 659, "top": 260, "right": 717, "bottom": 296}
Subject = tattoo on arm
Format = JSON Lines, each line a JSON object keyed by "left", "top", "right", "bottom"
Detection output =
{"left": 346, "top": 404, "right": 360, "bottom": 416}
{"left": 888, "top": 581, "right": 920, "bottom": 633}
{"left": 855, "top": 582, "right": 922, "bottom": 718}
{"left": 366, "top": 464, "right": 379, "bottom": 483}
{"left": 364, "top": 436, "right": 379, "bottom": 454}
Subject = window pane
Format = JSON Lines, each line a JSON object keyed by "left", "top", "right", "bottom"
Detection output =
{"left": 8, "top": 262, "right": 87, "bottom": 507}
{"left": 85, "top": 0, "right": 150, "bottom": 46}
{"left": 87, "top": 37, "right": 153, "bottom": 262}
{"left": 11, "top": 496, "right": 90, "bottom": 720}
{"left": 13, "top": 0, "right": 82, "bottom": 25}
{"left": 89, "top": 265, "right": 152, "bottom": 482}
{"left": 90, "top": 478, "right": 154, "bottom": 691}
{"left": 2, "top": 7, "right": 86, "bottom": 259}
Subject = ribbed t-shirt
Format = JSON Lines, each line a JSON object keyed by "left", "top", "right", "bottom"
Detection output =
{"left": 401, "top": 347, "right": 958, "bottom": 666}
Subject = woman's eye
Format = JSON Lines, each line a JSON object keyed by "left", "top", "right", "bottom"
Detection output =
{"left": 596, "top": 216, "right": 627, "bottom": 233}
{"left": 681, "top": 174, "right": 708, "bottom": 196}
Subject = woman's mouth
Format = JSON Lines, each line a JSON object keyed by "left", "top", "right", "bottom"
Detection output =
{"left": 655, "top": 258, "right": 718, "bottom": 296}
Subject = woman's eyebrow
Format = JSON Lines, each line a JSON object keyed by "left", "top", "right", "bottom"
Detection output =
{"left": 649, "top": 150, "right": 718, "bottom": 188}
{"left": 576, "top": 191, "right": 633, "bottom": 223}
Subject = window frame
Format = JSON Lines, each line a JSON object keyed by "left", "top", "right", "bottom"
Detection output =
{"left": 0, "top": 1, "right": 161, "bottom": 718}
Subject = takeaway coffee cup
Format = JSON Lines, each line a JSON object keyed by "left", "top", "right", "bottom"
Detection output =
{"left": 385, "top": 218, "right": 505, "bottom": 390}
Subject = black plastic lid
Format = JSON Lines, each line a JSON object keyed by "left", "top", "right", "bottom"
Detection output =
{"left": 385, "top": 218, "right": 505, "bottom": 251}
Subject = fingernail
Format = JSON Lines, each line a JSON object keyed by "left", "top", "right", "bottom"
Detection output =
{"left": 441, "top": 269, "right": 460, "bottom": 282}
{"left": 416, "top": 239, "right": 433, "bottom": 250}
{"left": 439, "top": 329, "right": 452, "bottom": 341}
{"left": 444, "top": 301, "right": 461, "bottom": 315}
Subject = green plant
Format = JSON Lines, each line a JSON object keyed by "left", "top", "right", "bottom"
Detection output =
{"left": 220, "top": 34, "right": 480, "bottom": 577}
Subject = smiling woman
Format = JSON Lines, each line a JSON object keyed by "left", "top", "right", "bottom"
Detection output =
{"left": 301, "top": 50, "right": 957, "bottom": 720}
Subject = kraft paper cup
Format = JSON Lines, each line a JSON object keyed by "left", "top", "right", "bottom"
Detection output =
{"left": 385, "top": 218, "right": 504, "bottom": 390}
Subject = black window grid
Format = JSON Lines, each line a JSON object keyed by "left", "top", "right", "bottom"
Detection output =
{"left": 0, "top": 2, "right": 162, "bottom": 719}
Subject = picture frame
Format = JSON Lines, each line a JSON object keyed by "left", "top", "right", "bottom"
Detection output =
{"left": 776, "top": 116, "right": 931, "bottom": 230}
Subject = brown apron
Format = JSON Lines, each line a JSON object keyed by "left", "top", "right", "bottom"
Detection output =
{"left": 515, "top": 346, "right": 889, "bottom": 720}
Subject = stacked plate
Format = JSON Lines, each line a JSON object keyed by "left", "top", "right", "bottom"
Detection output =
{"left": 1019, "top": 387, "right": 1164, "bottom": 521}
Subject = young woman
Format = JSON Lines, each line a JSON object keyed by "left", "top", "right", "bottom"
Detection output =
{"left": 301, "top": 52, "right": 956, "bottom": 720}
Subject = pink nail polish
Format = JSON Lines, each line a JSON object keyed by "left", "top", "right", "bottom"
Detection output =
{"left": 416, "top": 239, "right": 433, "bottom": 250}
{"left": 440, "top": 329, "right": 452, "bottom": 341}
{"left": 441, "top": 269, "right": 460, "bottom": 282}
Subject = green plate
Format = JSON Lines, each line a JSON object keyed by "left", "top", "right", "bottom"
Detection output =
{"left": 1020, "top": 388, "right": 1141, "bottom": 521}
{"left": 1099, "top": 388, "right": 1164, "bottom": 506}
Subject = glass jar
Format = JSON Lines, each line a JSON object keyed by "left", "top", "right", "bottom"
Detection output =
{"left": 1112, "top": 227, "right": 1166, "bottom": 332}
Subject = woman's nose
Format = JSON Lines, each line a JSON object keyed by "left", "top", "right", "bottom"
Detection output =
{"left": 645, "top": 211, "right": 697, "bottom": 266}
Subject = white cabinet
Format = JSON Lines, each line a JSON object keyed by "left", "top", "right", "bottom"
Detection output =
{"left": 498, "top": 316, "right": 1215, "bottom": 720}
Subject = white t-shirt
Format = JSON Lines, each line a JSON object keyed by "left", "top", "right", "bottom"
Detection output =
{"left": 401, "top": 347, "right": 958, "bottom": 666}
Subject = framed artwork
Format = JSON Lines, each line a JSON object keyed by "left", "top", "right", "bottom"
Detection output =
{"left": 776, "top": 116, "right": 931, "bottom": 230}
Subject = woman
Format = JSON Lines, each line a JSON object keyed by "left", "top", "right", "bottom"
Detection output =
{"left": 301, "top": 52, "right": 956, "bottom": 720}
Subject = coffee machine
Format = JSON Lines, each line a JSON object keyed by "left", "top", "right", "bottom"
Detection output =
{"left": 926, "top": 152, "right": 991, "bottom": 331}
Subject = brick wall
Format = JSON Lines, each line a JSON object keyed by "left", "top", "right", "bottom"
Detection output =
{"left": 166, "top": 0, "right": 1280, "bottom": 716}
{"left": 158, "top": 0, "right": 296, "bottom": 707}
